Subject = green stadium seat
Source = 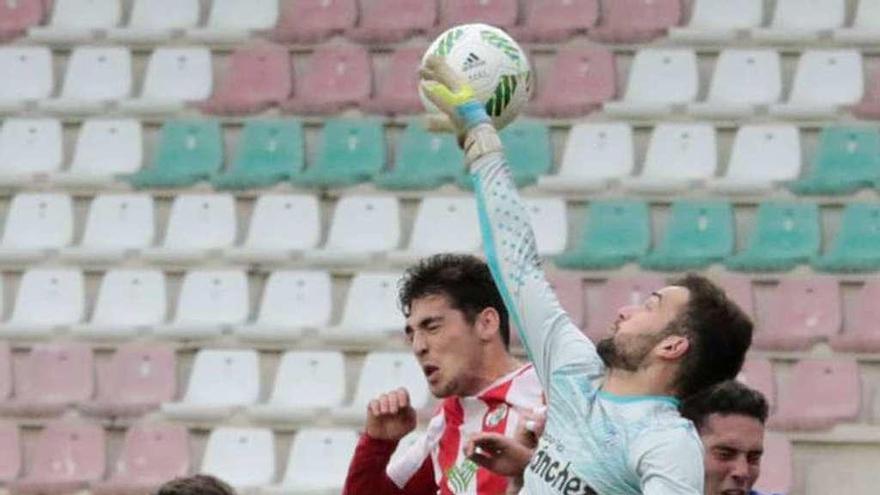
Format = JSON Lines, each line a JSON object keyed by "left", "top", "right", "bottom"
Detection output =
{"left": 293, "top": 118, "right": 384, "bottom": 188}
{"left": 641, "top": 201, "right": 734, "bottom": 271}
{"left": 459, "top": 120, "right": 552, "bottom": 189}
{"left": 212, "top": 119, "right": 304, "bottom": 190}
{"left": 554, "top": 200, "right": 650, "bottom": 269}
{"left": 374, "top": 120, "right": 463, "bottom": 190}
{"left": 129, "top": 120, "right": 223, "bottom": 188}
{"left": 726, "top": 202, "right": 820, "bottom": 272}
{"left": 790, "top": 127, "right": 880, "bottom": 195}
{"left": 813, "top": 203, "right": 880, "bottom": 272}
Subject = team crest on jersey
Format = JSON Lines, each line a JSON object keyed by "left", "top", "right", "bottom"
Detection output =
{"left": 485, "top": 404, "right": 508, "bottom": 428}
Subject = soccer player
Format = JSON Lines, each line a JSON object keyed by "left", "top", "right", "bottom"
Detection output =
{"left": 420, "top": 55, "right": 753, "bottom": 494}
{"left": 342, "top": 254, "right": 544, "bottom": 494}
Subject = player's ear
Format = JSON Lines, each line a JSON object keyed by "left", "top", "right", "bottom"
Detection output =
{"left": 474, "top": 307, "right": 501, "bottom": 343}
{"left": 656, "top": 334, "right": 690, "bottom": 361}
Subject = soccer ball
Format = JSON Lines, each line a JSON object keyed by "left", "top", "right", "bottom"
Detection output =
{"left": 420, "top": 23, "right": 532, "bottom": 130}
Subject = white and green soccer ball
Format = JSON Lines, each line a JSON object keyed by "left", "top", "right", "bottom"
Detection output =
{"left": 420, "top": 23, "right": 532, "bottom": 130}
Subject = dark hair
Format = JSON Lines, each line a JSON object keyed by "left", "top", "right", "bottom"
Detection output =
{"left": 155, "top": 475, "right": 237, "bottom": 495}
{"left": 680, "top": 380, "right": 769, "bottom": 431}
{"left": 669, "top": 274, "right": 753, "bottom": 398}
{"left": 399, "top": 253, "right": 510, "bottom": 348}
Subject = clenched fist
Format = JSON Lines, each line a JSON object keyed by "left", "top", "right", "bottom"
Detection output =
{"left": 365, "top": 387, "right": 417, "bottom": 442}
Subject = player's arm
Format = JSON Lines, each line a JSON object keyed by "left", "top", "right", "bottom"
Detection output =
{"left": 631, "top": 427, "right": 705, "bottom": 495}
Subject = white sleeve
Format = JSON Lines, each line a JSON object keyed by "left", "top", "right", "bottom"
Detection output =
{"left": 631, "top": 427, "right": 705, "bottom": 495}
{"left": 470, "top": 152, "right": 603, "bottom": 391}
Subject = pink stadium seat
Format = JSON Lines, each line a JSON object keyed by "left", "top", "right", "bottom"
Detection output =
{"left": 0, "top": 422, "right": 21, "bottom": 483}
{"left": 11, "top": 421, "right": 105, "bottom": 495}
{"left": 512, "top": 0, "right": 598, "bottom": 42}
{"left": 528, "top": 47, "right": 616, "bottom": 118}
{"left": 752, "top": 277, "right": 841, "bottom": 351}
{"left": 80, "top": 344, "right": 176, "bottom": 418}
{"left": 283, "top": 45, "right": 371, "bottom": 114}
{"left": 585, "top": 275, "right": 665, "bottom": 342}
{"left": 852, "top": 64, "right": 880, "bottom": 119}
{"left": 548, "top": 270, "right": 586, "bottom": 329}
{"left": 92, "top": 424, "right": 189, "bottom": 495}
{"left": 0, "top": 0, "right": 46, "bottom": 41}
{"left": 0, "top": 343, "right": 94, "bottom": 417}
{"left": 716, "top": 274, "right": 755, "bottom": 319}
{"left": 830, "top": 278, "right": 880, "bottom": 353}
{"left": 753, "top": 433, "right": 793, "bottom": 495}
{"left": 363, "top": 47, "right": 424, "bottom": 115}
{"left": 349, "top": 0, "right": 436, "bottom": 43}
{"left": 590, "top": 0, "right": 682, "bottom": 43}
{"left": 271, "top": 0, "right": 356, "bottom": 43}
{"left": 438, "top": 0, "right": 518, "bottom": 32}
{"left": 0, "top": 342, "right": 11, "bottom": 402}
{"left": 769, "top": 359, "right": 861, "bottom": 431}
{"left": 200, "top": 43, "right": 292, "bottom": 115}
{"left": 737, "top": 358, "right": 776, "bottom": 411}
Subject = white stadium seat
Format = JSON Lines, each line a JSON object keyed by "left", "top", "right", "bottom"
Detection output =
{"left": 834, "top": 0, "right": 880, "bottom": 42}
{"left": 162, "top": 349, "right": 260, "bottom": 421}
{"left": 623, "top": 123, "right": 717, "bottom": 194}
{"left": 235, "top": 270, "right": 332, "bottom": 342}
{"left": 688, "top": 50, "right": 782, "bottom": 118}
{"left": 604, "top": 49, "right": 698, "bottom": 117}
{"left": 201, "top": 428, "right": 276, "bottom": 490}
{"left": 324, "top": 272, "right": 405, "bottom": 345}
{"left": 670, "top": 0, "right": 763, "bottom": 42}
{"left": 0, "top": 268, "right": 84, "bottom": 339}
{"left": 265, "top": 428, "right": 357, "bottom": 495}
{"left": 525, "top": 198, "right": 568, "bottom": 256}
{"left": 187, "top": 0, "right": 279, "bottom": 43}
{"left": 770, "top": 50, "right": 864, "bottom": 118}
{"left": 708, "top": 125, "right": 802, "bottom": 194}
{"left": 60, "top": 194, "right": 154, "bottom": 263}
{"left": 71, "top": 269, "right": 167, "bottom": 340}
{"left": 752, "top": 0, "right": 845, "bottom": 43}
{"left": 332, "top": 352, "right": 429, "bottom": 424}
{"left": 155, "top": 270, "right": 249, "bottom": 340}
{"left": 387, "top": 197, "right": 480, "bottom": 265}
{"left": 538, "top": 123, "right": 635, "bottom": 192}
{"left": 39, "top": 46, "right": 132, "bottom": 114}
{"left": 0, "top": 193, "right": 72, "bottom": 263}
{"left": 120, "top": 48, "right": 213, "bottom": 115}
{"left": 226, "top": 194, "right": 321, "bottom": 263}
{"left": 143, "top": 194, "right": 237, "bottom": 263}
{"left": 304, "top": 195, "right": 400, "bottom": 267}
{"left": 107, "top": 0, "right": 200, "bottom": 42}
{"left": 0, "top": 118, "right": 63, "bottom": 185}
{"left": 0, "top": 48, "right": 53, "bottom": 111}
{"left": 29, "top": 0, "right": 122, "bottom": 42}
{"left": 53, "top": 119, "right": 143, "bottom": 187}
{"left": 249, "top": 351, "right": 346, "bottom": 423}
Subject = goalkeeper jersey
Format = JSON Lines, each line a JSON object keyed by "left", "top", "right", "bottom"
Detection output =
{"left": 470, "top": 152, "right": 704, "bottom": 495}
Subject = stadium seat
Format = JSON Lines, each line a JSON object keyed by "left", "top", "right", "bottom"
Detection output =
{"left": 852, "top": 65, "right": 880, "bottom": 119}
{"left": 70, "top": 270, "right": 166, "bottom": 340}
{"left": 162, "top": 350, "right": 259, "bottom": 421}
{"left": 349, "top": 0, "right": 437, "bottom": 43}
{"left": 39, "top": 47, "right": 131, "bottom": 114}
{"left": 0, "top": 0, "right": 46, "bottom": 41}
{"left": 640, "top": 201, "right": 734, "bottom": 271}
{"left": 249, "top": 351, "right": 346, "bottom": 423}
{"left": 200, "top": 44, "right": 291, "bottom": 116}
{"left": 0, "top": 47, "right": 53, "bottom": 111}
{"left": 707, "top": 125, "right": 800, "bottom": 194}
{"left": 304, "top": 195, "right": 400, "bottom": 266}
{"left": 9, "top": 421, "right": 105, "bottom": 495}
{"left": 363, "top": 47, "right": 425, "bottom": 116}
{"left": 0, "top": 269, "right": 84, "bottom": 339}
{"left": 830, "top": 279, "right": 880, "bottom": 352}
{"left": 622, "top": 123, "right": 717, "bottom": 194}
{"left": 669, "top": 0, "right": 762, "bottom": 42}
{"left": 186, "top": 0, "right": 278, "bottom": 42}
{"left": 834, "top": 0, "right": 880, "bottom": 42}
{"left": 525, "top": 198, "right": 568, "bottom": 256}
{"left": 537, "top": 123, "right": 634, "bottom": 193}
{"left": 154, "top": 270, "right": 248, "bottom": 340}
{"left": 0, "top": 344, "right": 93, "bottom": 416}
{"left": 527, "top": 47, "right": 616, "bottom": 118}
{"left": 752, "top": 0, "right": 845, "bottom": 42}
{"left": 605, "top": 49, "right": 698, "bottom": 117}
{"left": 143, "top": 194, "right": 236, "bottom": 263}
{"left": 235, "top": 271, "right": 332, "bottom": 342}
{"left": 716, "top": 274, "right": 755, "bottom": 319}
{"left": 324, "top": 273, "right": 406, "bottom": 345}
{"left": 555, "top": 200, "right": 650, "bottom": 270}
{"left": 52, "top": 119, "right": 143, "bottom": 187}
{"left": 0, "top": 119, "right": 63, "bottom": 186}
{"left": 225, "top": 194, "right": 320, "bottom": 263}
{"left": 513, "top": 0, "right": 598, "bottom": 42}
{"left": 589, "top": 0, "right": 681, "bottom": 43}
{"left": 200, "top": 428, "right": 275, "bottom": 490}
{"left": 0, "top": 343, "right": 10, "bottom": 401}
{"left": 688, "top": 50, "right": 783, "bottom": 118}
{"left": 128, "top": 120, "right": 223, "bottom": 189}
{"left": 333, "top": 352, "right": 428, "bottom": 423}
{"left": 814, "top": 203, "right": 880, "bottom": 272}
{"left": 737, "top": 358, "right": 776, "bottom": 411}
{"left": 91, "top": 424, "right": 189, "bottom": 495}
{"left": 60, "top": 194, "right": 154, "bottom": 263}
{"left": 769, "top": 359, "right": 860, "bottom": 430}
{"left": 806, "top": 459, "right": 875, "bottom": 495}
{"left": 753, "top": 433, "right": 793, "bottom": 495}
{"left": 791, "top": 127, "right": 880, "bottom": 195}
{"left": 213, "top": 120, "right": 303, "bottom": 189}
{"left": 375, "top": 120, "right": 464, "bottom": 190}
{"left": 293, "top": 118, "right": 384, "bottom": 188}
{"left": 106, "top": 0, "right": 199, "bottom": 42}
{"left": 725, "top": 202, "right": 820, "bottom": 272}
{"left": 387, "top": 197, "right": 480, "bottom": 265}
{"left": 438, "top": 0, "right": 517, "bottom": 31}
{"left": 120, "top": 48, "right": 212, "bottom": 114}
{"left": 459, "top": 120, "right": 551, "bottom": 188}
{"left": 79, "top": 344, "right": 176, "bottom": 417}
{"left": 584, "top": 276, "right": 665, "bottom": 342}
{"left": 271, "top": 0, "right": 356, "bottom": 43}
{"left": 0, "top": 193, "right": 72, "bottom": 263}
{"left": 284, "top": 45, "right": 371, "bottom": 114}
{"left": 770, "top": 50, "right": 864, "bottom": 118}
{"left": 753, "top": 277, "right": 841, "bottom": 351}
{"left": 266, "top": 428, "right": 357, "bottom": 494}
{"left": 0, "top": 422, "right": 21, "bottom": 483}
{"left": 29, "top": 0, "right": 121, "bottom": 42}
{"left": 546, "top": 270, "right": 585, "bottom": 329}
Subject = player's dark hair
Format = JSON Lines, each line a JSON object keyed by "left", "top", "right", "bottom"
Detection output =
{"left": 155, "top": 475, "right": 237, "bottom": 495}
{"left": 399, "top": 253, "right": 510, "bottom": 348}
{"left": 669, "top": 274, "right": 753, "bottom": 398}
{"left": 680, "top": 380, "right": 769, "bottom": 431}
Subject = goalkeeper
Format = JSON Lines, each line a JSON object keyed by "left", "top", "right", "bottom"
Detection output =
{"left": 421, "top": 56, "right": 753, "bottom": 495}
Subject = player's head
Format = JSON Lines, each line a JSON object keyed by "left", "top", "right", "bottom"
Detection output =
{"left": 399, "top": 253, "right": 510, "bottom": 398}
{"left": 680, "top": 380, "right": 769, "bottom": 495}
{"left": 597, "top": 274, "right": 753, "bottom": 398}
{"left": 156, "top": 475, "right": 237, "bottom": 495}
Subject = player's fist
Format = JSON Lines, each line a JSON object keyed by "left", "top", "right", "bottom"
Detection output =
{"left": 464, "top": 432, "right": 533, "bottom": 477}
{"left": 365, "top": 387, "right": 417, "bottom": 442}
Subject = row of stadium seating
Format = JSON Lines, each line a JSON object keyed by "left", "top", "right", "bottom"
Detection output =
{"left": 4, "top": 0, "right": 880, "bottom": 45}
{"left": 4, "top": 44, "right": 880, "bottom": 119}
